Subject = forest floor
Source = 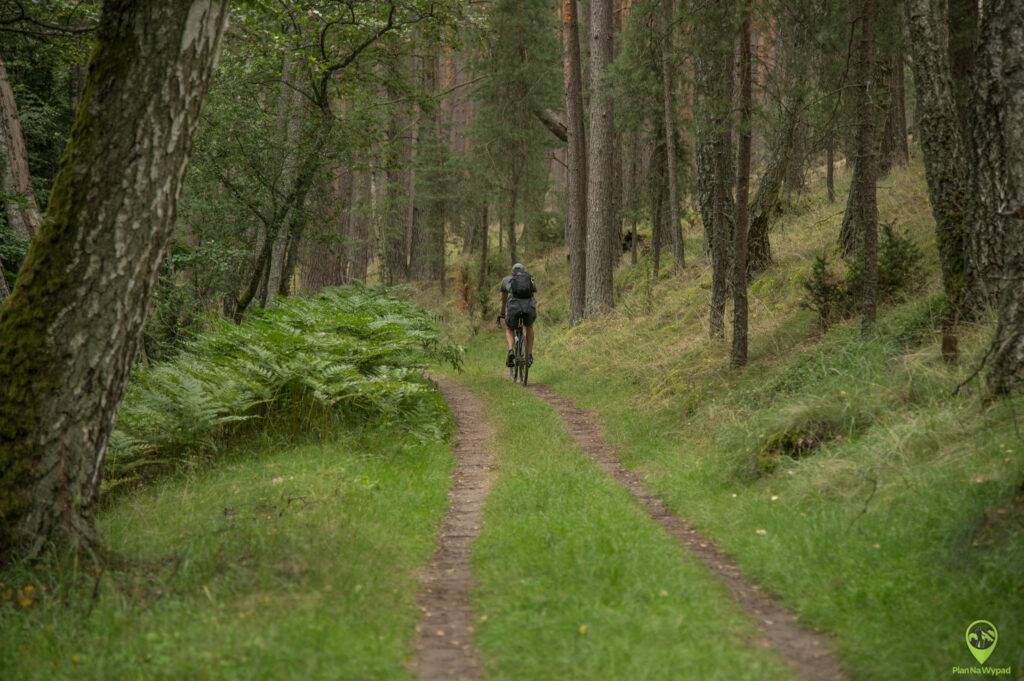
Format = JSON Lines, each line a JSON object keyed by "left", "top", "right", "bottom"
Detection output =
{"left": 424, "top": 157, "right": 1024, "bottom": 679}
{"left": 3, "top": 159, "right": 1023, "bottom": 681}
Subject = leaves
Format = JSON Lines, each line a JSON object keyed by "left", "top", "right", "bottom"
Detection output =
{"left": 106, "top": 285, "right": 462, "bottom": 487}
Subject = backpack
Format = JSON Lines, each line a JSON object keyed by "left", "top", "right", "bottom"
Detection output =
{"left": 509, "top": 270, "right": 534, "bottom": 299}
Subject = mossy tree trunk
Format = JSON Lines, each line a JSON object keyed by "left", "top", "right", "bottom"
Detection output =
{"left": 0, "top": 0, "right": 229, "bottom": 563}
{"left": 905, "top": 0, "right": 970, "bottom": 362}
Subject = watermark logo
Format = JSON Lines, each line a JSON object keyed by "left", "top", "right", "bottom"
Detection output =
{"left": 966, "top": 620, "right": 998, "bottom": 665}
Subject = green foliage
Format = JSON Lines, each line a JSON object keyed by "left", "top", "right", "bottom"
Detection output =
{"left": 800, "top": 223, "right": 925, "bottom": 329}
{"left": 0, "top": 221, "right": 29, "bottom": 290}
{"left": 107, "top": 286, "right": 462, "bottom": 489}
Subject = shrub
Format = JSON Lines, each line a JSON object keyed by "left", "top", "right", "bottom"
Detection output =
{"left": 105, "top": 286, "right": 463, "bottom": 490}
{"left": 799, "top": 223, "right": 924, "bottom": 330}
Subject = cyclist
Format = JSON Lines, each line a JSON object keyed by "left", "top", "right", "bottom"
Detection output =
{"left": 497, "top": 263, "right": 537, "bottom": 368}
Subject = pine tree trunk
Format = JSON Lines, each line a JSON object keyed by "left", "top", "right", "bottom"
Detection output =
{"left": 905, "top": 0, "right": 970, "bottom": 361}
{"left": 747, "top": 97, "right": 803, "bottom": 275}
{"left": 0, "top": 259, "right": 10, "bottom": 302}
{"left": 848, "top": 0, "right": 879, "bottom": 330}
{"left": 980, "top": 0, "right": 1024, "bottom": 393}
{"left": 583, "top": 0, "right": 616, "bottom": 317}
{"left": 0, "top": 55, "right": 43, "bottom": 241}
{"left": 732, "top": 9, "right": 753, "bottom": 368}
{"left": 660, "top": 0, "right": 684, "bottom": 270}
{"left": 505, "top": 181, "right": 518, "bottom": 265}
{"left": 826, "top": 140, "right": 836, "bottom": 203}
{"left": 840, "top": 9, "right": 887, "bottom": 261}
{"left": 0, "top": 0, "right": 228, "bottom": 563}
{"left": 477, "top": 204, "right": 489, "bottom": 315}
{"left": 966, "top": 0, "right": 1024, "bottom": 314}
{"left": 652, "top": 166, "right": 664, "bottom": 279}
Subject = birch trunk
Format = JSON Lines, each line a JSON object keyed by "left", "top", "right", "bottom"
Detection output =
{"left": 0, "top": 0, "right": 228, "bottom": 562}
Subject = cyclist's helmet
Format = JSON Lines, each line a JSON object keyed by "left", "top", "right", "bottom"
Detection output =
{"left": 512, "top": 262, "right": 525, "bottom": 273}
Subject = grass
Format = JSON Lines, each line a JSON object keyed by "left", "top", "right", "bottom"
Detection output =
{"left": 0, "top": 398, "right": 454, "bottom": 681}
{"left": 448, "top": 344, "right": 793, "bottom": 680}
{"left": 430, "top": 157, "right": 1024, "bottom": 678}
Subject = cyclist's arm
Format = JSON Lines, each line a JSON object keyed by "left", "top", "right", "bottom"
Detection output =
{"left": 500, "top": 290, "right": 508, "bottom": 317}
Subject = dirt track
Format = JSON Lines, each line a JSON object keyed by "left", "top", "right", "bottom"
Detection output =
{"left": 530, "top": 384, "right": 848, "bottom": 681}
{"left": 411, "top": 377, "right": 495, "bottom": 681}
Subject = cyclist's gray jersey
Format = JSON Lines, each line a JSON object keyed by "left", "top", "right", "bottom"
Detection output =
{"left": 500, "top": 275, "right": 536, "bottom": 302}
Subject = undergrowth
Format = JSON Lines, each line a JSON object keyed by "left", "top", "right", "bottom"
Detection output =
{"left": 106, "top": 285, "right": 463, "bottom": 492}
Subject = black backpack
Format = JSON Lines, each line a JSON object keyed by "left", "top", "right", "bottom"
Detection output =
{"left": 510, "top": 270, "right": 533, "bottom": 299}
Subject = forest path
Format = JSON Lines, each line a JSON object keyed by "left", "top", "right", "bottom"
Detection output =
{"left": 411, "top": 377, "right": 496, "bottom": 681}
{"left": 529, "top": 384, "right": 848, "bottom": 681}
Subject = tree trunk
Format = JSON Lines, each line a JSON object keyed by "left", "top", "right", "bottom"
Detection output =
{"left": 0, "top": 55, "right": 43, "bottom": 241}
{"left": 694, "top": 1, "right": 736, "bottom": 339}
{"left": 0, "top": 0, "right": 228, "bottom": 563}
{"left": 966, "top": 0, "right": 1024, "bottom": 314}
{"left": 562, "top": 0, "right": 587, "bottom": 324}
{"left": 583, "top": 0, "right": 616, "bottom": 318}
{"left": 351, "top": 172, "right": 371, "bottom": 282}
{"left": 947, "top": 0, "right": 978, "bottom": 138}
{"left": 840, "top": 14, "right": 888, "bottom": 260}
{"left": 652, "top": 161, "right": 665, "bottom": 279}
{"left": 905, "top": 0, "right": 970, "bottom": 362}
{"left": 505, "top": 181, "right": 518, "bottom": 265}
{"left": 732, "top": 9, "right": 752, "bottom": 368}
{"left": 980, "top": 0, "right": 1024, "bottom": 393}
{"left": 477, "top": 204, "right": 489, "bottom": 316}
{"left": 660, "top": 0, "right": 684, "bottom": 270}
{"left": 0, "top": 258, "right": 10, "bottom": 302}
{"left": 847, "top": 0, "right": 879, "bottom": 331}
{"left": 747, "top": 98, "right": 803, "bottom": 275}
{"left": 826, "top": 142, "right": 836, "bottom": 203}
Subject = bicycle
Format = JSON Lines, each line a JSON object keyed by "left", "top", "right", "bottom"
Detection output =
{"left": 499, "top": 313, "right": 530, "bottom": 386}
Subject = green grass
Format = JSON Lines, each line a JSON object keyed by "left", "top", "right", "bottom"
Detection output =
{"left": 430, "top": 158, "right": 1024, "bottom": 678}
{"left": 0, "top": 399, "right": 454, "bottom": 681}
{"left": 450, "top": 344, "right": 793, "bottom": 680}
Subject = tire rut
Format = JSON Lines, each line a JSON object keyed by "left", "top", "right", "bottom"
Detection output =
{"left": 530, "top": 384, "right": 848, "bottom": 681}
{"left": 411, "top": 377, "right": 495, "bottom": 681}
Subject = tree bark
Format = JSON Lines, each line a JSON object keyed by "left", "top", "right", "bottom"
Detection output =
{"left": 747, "top": 99, "right": 803, "bottom": 275}
{"left": 732, "top": 10, "right": 753, "bottom": 368}
{"left": 0, "top": 55, "right": 43, "bottom": 241}
{"left": 583, "top": 0, "right": 616, "bottom": 317}
{"left": 505, "top": 181, "right": 518, "bottom": 265}
{"left": 966, "top": 0, "right": 1024, "bottom": 313}
{"left": 980, "top": 0, "right": 1024, "bottom": 393}
{"left": 0, "top": 258, "right": 9, "bottom": 302}
{"left": 947, "top": 0, "right": 978, "bottom": 138}
{"left": 0, "top": 0, "right": 228, "bottom": 562}
{"left": 826, "top": 143, "right": 836, "bottom": 203}
{"left": 562, "top": 0, "right": 588, "bottom": 324}
{"left": 905, "top": 0, "right": 970, "bottom": 361}
{"left": 694, "top": 0, "right": 736, "bottom": 339}
{"left": 477, "top": 203, "right": 489, "bottom": 316}
{"left": 660, "top": 0, "right": 684, "bottom": 270}
{"left": 847, "top": 0, "right": 880, "bottom": 331}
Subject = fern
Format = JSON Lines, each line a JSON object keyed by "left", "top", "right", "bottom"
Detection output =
{"left": 105, "top": 285, "right": 463, "bottom": 488}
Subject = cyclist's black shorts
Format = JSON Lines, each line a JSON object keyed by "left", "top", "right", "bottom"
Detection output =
{"left": 505, "top": 298, "right": 537, "bottom": 330}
